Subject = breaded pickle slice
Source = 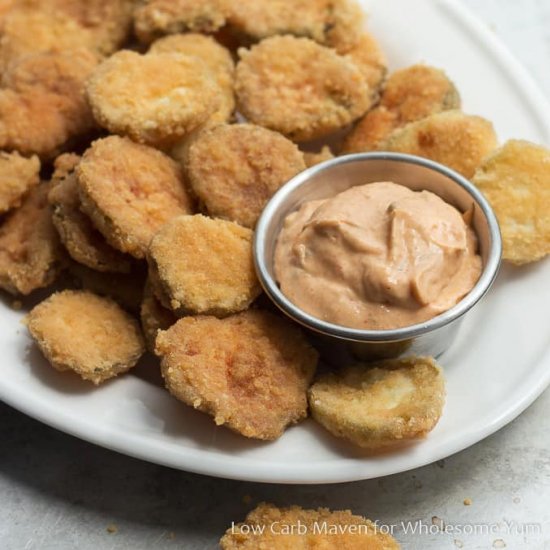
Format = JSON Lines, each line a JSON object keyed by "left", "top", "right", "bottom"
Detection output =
{"left": 220, "top": 502, "right": 400, "bottom": 549}
{"left": 26, "top": 290, "right": 145, "bottom": 385}
{"left": 309, "top": 357, "right": 445, "bottom": 450}
{"left": 147, "top": 214, "right": 261, "bottom": 316}
{"left": 380, "top": 110, "right": 497, "bottom": 178}
{"left": 155, "top": 310, "right": 318, "bottom": 440}
{"left": 473, "top": 139, "right": 550, "bottom": 265}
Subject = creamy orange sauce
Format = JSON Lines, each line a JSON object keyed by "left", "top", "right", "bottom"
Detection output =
{"left": 274, "top": 182, "right": 482, "bottom": 330}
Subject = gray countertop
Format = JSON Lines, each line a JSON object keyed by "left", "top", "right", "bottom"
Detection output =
{"left": 1, "top": 1, "right": 550, "bottom": 549}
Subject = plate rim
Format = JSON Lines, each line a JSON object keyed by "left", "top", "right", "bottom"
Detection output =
{"left": 1, "top": 0, "right": 550, "bottom": 484}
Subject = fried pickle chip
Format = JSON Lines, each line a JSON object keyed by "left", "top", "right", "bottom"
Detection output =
{"left": 155, "top": 310, "right": 318, "bottom": 439}
{"left": 235, "top": 35, "right": 371, "bottom": 141}
{"left": 472, "top": 139, "right": 550, "bottom": 264}
{"left": 134, "top": 0, "right": 227, "bottom": 44}
{"left": 0, "top": 49, "right": 98, "bottom": 159}
{"left": 303, "top": 145, "right": 334, "bottom": 168}
{"left": 309, "top": 356, "right": 445, "bottom": 450}
{"left": 184, "top": 124, "right": 306, "bottom": 228}
{"left": 77, "top": 136, "right": 193, "bottom": 259}
{"left": 0, "top": 151, "right": 40, "bottom": 214}
{"left": 0, "top": 8, "right": 97, "bottom": 68}
{"left": 343, "top": 31, "right": 387, "bottom": 101}
{"left": 343, "top": 64, "right": 460, "bottom": 153}
{"left": 49, "top": 157, "right": 133, "bottom": 273}
{"left": 220, "top": 503, "right": 400, "bottom": 549}
{"left": 140, "top": 279, "right": 176, "bottom": 352}
{"left": 148, "top": 214, "right": 261, "bottom": 316}
{"left": 226, "top": 0, "right": 364, "bottom": 52}
{"left": 149, "top": 33, "right": 235, "bottom": 125}
{"left": 86, "top": 50, "right": 221, "bottom": 146}
{"left": 0, "top": 183, "right": 63, "bottom": 295}
{"left": 26, "top": 290, "right": 145, "bottom": 385}
{"left": 380, "top": 110, "right": 498, "bottom": 178}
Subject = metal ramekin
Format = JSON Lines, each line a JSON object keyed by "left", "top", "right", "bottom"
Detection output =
{"left": 254, "top": 153, "right": 502, "bottom": 364}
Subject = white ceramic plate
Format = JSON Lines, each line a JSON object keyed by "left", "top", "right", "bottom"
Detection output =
{"left": 2, "top": 0, "right": 550, "bottom": 484}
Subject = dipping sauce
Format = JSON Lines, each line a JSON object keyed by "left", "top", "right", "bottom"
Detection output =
{"left": 274, "top": 181, "right": 482, "bottom": 330}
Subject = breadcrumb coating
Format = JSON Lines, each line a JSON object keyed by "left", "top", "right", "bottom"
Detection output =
{"left": 380, "top": 110, "right": 498, "bottom": 178}
{"left": 26, "top": 290, "right": 145, "bottom": 385}
{"left": 343, "top": 64, "right": 460, "bottom": 153}
{"left": 77, "top": 136, "right": 193, "bottom": 259}
{"left": 0, "top": 49, "right": 98, "bottom": 159}
{"left": 235, "top": 35, "right": 371, "bottom": 141}
{"left": 149, "top": 33, "right": 235, "bottom": 125}
{"left": 134, "top": 0, "right": 227, "bottom": 44}
{"left": 226, "top": 0, "right": 364, "bottom": 52}
{"left": 86, "top": 50, "right": 221, "bottom": 146}
{"left": 147, "top": 214, "right": 261, "bottom": 316}
{"left": 0, "top": 183, "right": 63, "bottom": 295}
{"left": 49, "top": 162, "right": 133, "bottom": 273}
{"left": 0, "top": 151, "right": 40, "bottom": 213}
{"left": 184, "top": 124, "right": 306, "bottom": 228}
{"left": 473, "top": 139, "right": 550, "bottom": 264}
{"left": 155, "top": 310, "right": 318, "bottom": 440}
{"left": 140, "top": 279, "right": 176, "bottom": 352}
{"left": 220, "top": 502, "right": 400, "bottom": 549}
{"left": 309, "top": 357, "right": 445, "bottom": 450}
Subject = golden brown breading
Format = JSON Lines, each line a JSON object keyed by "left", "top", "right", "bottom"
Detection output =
{"left": 26, "top": 290, "right": 145, "bottom": 385}
{"left": 148, "top": 33, "right": 235, "bottom": 125}
{"left": 472, "top": 139, "right": 550, "bottom": 264}
{"left": 0, "top": 8, "right": 97, "bottom": 69}
{"left": 184, "top": 124, "right": 306, "bottom": 228}
{"left": 147, "top": 214, "right": 261, "bottom": 316}
{"left": 225, "top": 0, "right": 364, "bottom": 52}
{"left": 51, "top": 152, "right": 81, "bottom": 182}
{"left": 66, "top": 260, "right": 146, "bottom": 315}
{"left": 380, "top": 110, "right": 498, "bottom": 178}
{"left": 49, "top": 166, "right": 133, "bottom": 273}
{"left": 0, "top": 183, "right": 63, "bottom": 295}
{"left": 343, "top": 64, "right": 460, "bottom": 153}
{"left": 0, "top": 151, "right": 40, "bottom": 213}
{"left": 343, "top": 32, "right": 387, "bottom": 102}
{"left": 220, "top": 503, "right": 400, "bottom": 549}
{"left": 235, "top": 35, "right": 371, "bottom": 141}
{"left": 86, "top": 50, "right": 221, "bottom": 146}
{"left": 22, "top": 0, "right": 136, "bottom": 55}
{"left": 134, "top": 0, "right": 227, "bottom": 44}
{"left": 309, "top": 357, "right": 445, "bottom": 450}
{"left": 155, "top": 310, "right": 318, "bottom": 440}
{"left": 0, "top": 49, "right": 98, "bottom": 159}
{"left": 303, "top": 145, "right": 334, "bottom": 168}
{"left": 140, "top": 279, "right": 176, "bottom": 352}
{"left": 77, "top": 136, "right": 194, "bottom": 259}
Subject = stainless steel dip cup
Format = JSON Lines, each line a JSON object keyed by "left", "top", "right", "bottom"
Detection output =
{"left": 254, "top": 153, "right": 502, "bottom": 364}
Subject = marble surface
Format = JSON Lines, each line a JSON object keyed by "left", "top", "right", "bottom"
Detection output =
{"left": 1, "top": 2, "right": 550, "bottom": 549}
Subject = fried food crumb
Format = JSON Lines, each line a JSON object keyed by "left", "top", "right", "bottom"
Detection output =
{"left": 26, "top": 290, "right": 145, "bottom": 385}
{"left": 472, "top": 139, "right": 550, "bottom": 264}
{"left": 106, "top": 524, "right": 118, "bottom": 534}
{"left": 309, "top": 356, "right": 446, "bottom": 449}
{"left": 86, "top": 49, "right": 221, "bottom": 146}
{"left": 0, "top": 151, "right": 40, "bottom": 214}
{"left": 380, "top": 110, "right": 497, "bottom": 178}
{"left": 235, "top": 35, "right": 371, "bottom": 141}
{"left": 134, "top": 0, "right": 227, "bottom": 44}
{"left": 343, "top": 64, "right": 460, "bottom": 153}
{"left": 0, "top": 183, "right": 63, "bottom": 295}
{"left": 155, "top": 310, "right": 318, "bottom": 440}
{"left": 77, "top": 136, "right": 193, "bottom": 259}
{"left": 220, "top": 502, "right": 400, "bottom": 549}
{"left": 184, "top": 124, "right": 305, "bottom": 228}
{"left": 303, "top": 145, "right": 334, "bottom": 168}
{"left": 148, "top": 214, "right": 261, "bottom": 316}
{"left": 463, "top": 498, "right": 472, "bottom": 506}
